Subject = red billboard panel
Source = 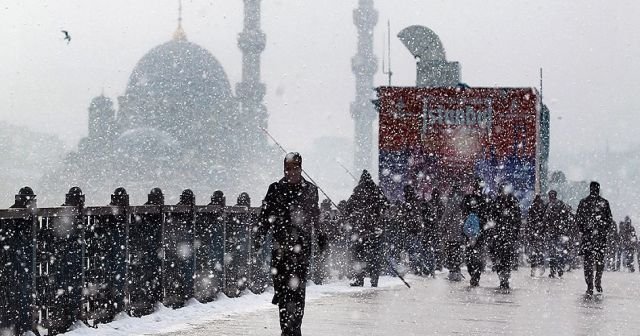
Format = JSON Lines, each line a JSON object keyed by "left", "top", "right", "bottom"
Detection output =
{"left": 378, "top": 86, "right": 540, "bottom": 203}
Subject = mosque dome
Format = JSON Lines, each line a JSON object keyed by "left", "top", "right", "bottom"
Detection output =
{"left": 114, "top": 127, "right": 179, "bottom": 157}
{"left": 113, "top": 127, "right": 180, "bottom": 181}
{"left": 117, "top": 34, "right": 236, "bottom": 146}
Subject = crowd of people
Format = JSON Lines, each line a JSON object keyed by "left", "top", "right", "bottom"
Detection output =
{"left": 317, "top": 173, "right": 639, "bottom": 295}
{"left": 254, "top": 153, "right": 637, "bottom": 336}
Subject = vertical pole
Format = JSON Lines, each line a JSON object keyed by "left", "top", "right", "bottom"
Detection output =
{"left": 387, "top": 20, "right": 392, "bottom": 86}
{"left": 535, "top": 68, "right": 543, "bottom": 194}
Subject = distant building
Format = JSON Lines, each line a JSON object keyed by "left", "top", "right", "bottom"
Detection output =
{"left": 42, "top": 2, "right": 274, "bottom": 205}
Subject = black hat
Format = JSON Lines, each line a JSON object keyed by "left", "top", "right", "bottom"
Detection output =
{"left": 19, "top": 186, "right": 34, "bottom": 196}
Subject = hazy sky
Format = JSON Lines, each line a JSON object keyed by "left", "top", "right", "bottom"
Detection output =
{"left": 2, "top": 0, "right": 639, "bottom": 167}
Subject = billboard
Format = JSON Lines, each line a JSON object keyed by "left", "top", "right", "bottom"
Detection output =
{"left": 378, "top": 86, "right": 541, "bottom": 206}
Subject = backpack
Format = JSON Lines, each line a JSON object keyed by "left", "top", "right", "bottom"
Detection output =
{"left": 464, "top": 212, "right": 481, "bottom": 239}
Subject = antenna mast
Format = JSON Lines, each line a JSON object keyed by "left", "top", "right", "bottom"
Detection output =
{"left": 382, "top": 20, "right": 393, "bottom": 86}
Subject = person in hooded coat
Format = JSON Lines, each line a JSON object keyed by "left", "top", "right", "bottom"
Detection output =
{"left": 254, "top": 153, "right": 320, "bottom": 336}
{"left": 576, "top": 181, "right": 615, "bottom": 295}
{"left": 345, "top": 170, "right": 389, "bottom": 287}
{"left": 441, "top": 185, "right": 465, "bottom": 281}
{"left": 489, "top": 183, "right": 522, "bottom": 290}
{"left": 543, "top": 190, "right": 571, "bottom": 278}
{"left": 526, "top": 194, "right": 546, "bottom": 276}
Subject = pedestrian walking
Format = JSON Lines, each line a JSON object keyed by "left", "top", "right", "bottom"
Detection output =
{"left": 254, "top": 152, "right": 321, "bottom": 336}
{"left": 462, "top": 178, "right": 490, "bottom": 287}
{"left": 345, "top": 170, "right": 389, "bottom": 287}
{"left": 544, "top": 190, "right": 571, "bottom": 278}
{"left": 489, "top": 183, "right": 522, "bottom": 290}
{"left": 401, "top": 185, "right": 429, "bottom": 276}
{"left": 619, "top": 216, "right": 637, "bottom": 272}
{"left": 576, "top": 181, "right": 615, "bottom": 296}
{"left": 527, "top": 195, "right": 546, "bottom": 277}
{"left": 441, "top": 184, "right": 465, "bottom": 281}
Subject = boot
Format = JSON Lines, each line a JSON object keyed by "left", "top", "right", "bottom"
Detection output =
{"left": 595, "top": 277, "right": 603, "bottom": 293}
{"left": 370, "top": 276, "right": 379, "bottom": 288}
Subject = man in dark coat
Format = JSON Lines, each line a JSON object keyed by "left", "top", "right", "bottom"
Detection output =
{"left": 255, "top": 153, "right": 320, "bottom": 336}
{"left": 345, "top": 170, "right": 389, "bottom": 287}
{"left": 462, "top": 178, "right": 490, "bottom": 287}
{"left": 576, "top": 181, "right": 615, "bottom": 295}
{"left": 527, "top": 195, "right": 546, "bottom": 277}
{"left": 619, "top": 216, "right": 637, "bottom": 272}
{"left": 543, "top": 190, "right": 571, "bottom": 278}
{"left": 490, "top": 183, "right": 522, "bottom": 289}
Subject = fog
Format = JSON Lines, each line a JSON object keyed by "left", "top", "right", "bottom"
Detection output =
{"left": 1, "top": 1, "right": 639, "bottom": 214}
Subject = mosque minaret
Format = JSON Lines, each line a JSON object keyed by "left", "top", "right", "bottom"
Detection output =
{"left": 351, "top": 0, "right": 378, "bottom": 173}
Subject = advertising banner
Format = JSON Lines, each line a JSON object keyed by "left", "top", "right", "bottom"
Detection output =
{"left": 378, "top": 86, "right": 539, "bottom": 206}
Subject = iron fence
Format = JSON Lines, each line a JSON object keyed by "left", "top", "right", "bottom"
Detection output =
{"left": 0, "top": 187, "right": 272, "bottom": 336}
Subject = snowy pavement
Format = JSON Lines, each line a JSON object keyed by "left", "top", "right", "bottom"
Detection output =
{"left": 62, "top": 269, "right": 640, "bottom": 336}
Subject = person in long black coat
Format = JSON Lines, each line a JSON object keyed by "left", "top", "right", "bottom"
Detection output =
{"left": 526, "top": 194, "right": 546, "bottom": 276}
{"left": 255, "top": 153, "right": 320, "bottom": 336}
{"left": 619, "top": 216, "right": 637, "bottom": 272}
{"left": 543, "top": 190, "right": 572, "bottom": 278}
{"left": 576, "top": 181, "right": 615, "bottom": 295}
{"left": 462, "top": 178, "right": 491, "bottom": 287}
{"left": 490, "top": 184, "right": 522, "bottom": 289}
{"left": 345, "top": 170, "right": 389, "bottom": 287}
{"left": 441, "top": 185, "right": 465, "bottom": 281}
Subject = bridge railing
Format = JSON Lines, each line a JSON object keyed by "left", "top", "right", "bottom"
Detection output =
{"left": 0, "top": 187, "right": 273, "bottom": 336}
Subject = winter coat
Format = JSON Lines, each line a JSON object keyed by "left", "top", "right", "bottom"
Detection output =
{"left": 526, "top": 197, "right": 546, "bottom": 247}
{"left": 345, "top": 173, "right": 389, "bottom": 242}
{"left": 423, "top": 196, "right": 445, "bottom": 244}
{"left": 576, "top": 193, "right": 614, "bottom": 255}
{"left": 401, "top": 197, "right": 423, "bottom": 237}
{"left": 441, "top": 191, "right": 465, "bottom": 243}
{"left": 490, "top": 193, "right": 522, "bottom": 248}
{"left": 255, "top": 177, "right": 320, "bottom": 277}
{"left": 619, "top": 219, "right": 637, "bottom": 250}
{"left": 543, "top": 199, "right": 571, "bottom": 243}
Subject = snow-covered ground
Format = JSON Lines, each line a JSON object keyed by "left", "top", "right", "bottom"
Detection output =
{"left": 59, "top": 268, "right": 640, "bottom": 336}
{"left": 59, "top": 277, "right": 404, "bottom": 336}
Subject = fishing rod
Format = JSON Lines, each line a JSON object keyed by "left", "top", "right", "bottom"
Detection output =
{"left": 336, "top": 160, "right": 358, "bottom": 182}
{"left": 258, "top": 126, "right": 340, "bottom": 210}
